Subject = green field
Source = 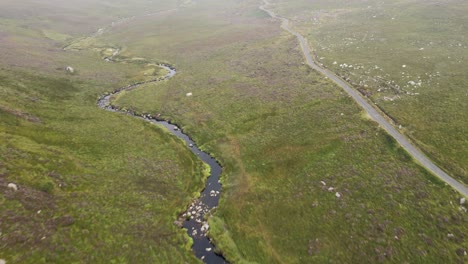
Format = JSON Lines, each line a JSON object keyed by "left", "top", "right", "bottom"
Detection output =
{"left": 268, "top": 0, "right": 468, "bottom": 184}
{"left": 1, "top": 0, "right": 467, "bottom": 263}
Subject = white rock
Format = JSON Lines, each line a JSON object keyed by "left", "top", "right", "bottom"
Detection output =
{"left": 0, "top": 259, "right": 6, "bottom": 264}
{"left": 206, "top": 248, "right": 212, "bottom": 252}
{"left": 328, "top": 187, "right": 334, "bottom": 192}
{"left": 402, "top": 65, "right": 406, "bottom": 68}
{"left": 7, "top": 183, "right": 18, "bottom": 191}
{"left": 66, "top": 66, "right": 74, "bottom": 73}
{"left": 447, "top": 233, "right": 454, "bottom": 238}
{"left": 320, "top": 181, "right": 326, "bottom": 186}
{"left": 461, "top": 197, "right": 466, "bottom": 205}
{"left": 186, "top": 92, "right": 193, "bottom": 97}
{"left": 335, "top": 192, "right": 341, "bottom": 198}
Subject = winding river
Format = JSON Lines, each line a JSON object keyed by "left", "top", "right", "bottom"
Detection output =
{"left": 97, "top": 65, "right": 227, "bottom": 263}
{"left": 94, "top": 1, "right": 465, "bottom": 262}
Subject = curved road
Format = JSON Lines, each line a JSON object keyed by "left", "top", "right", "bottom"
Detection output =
{"left": 260, "top": 0, "right": 468, "bottom": 197}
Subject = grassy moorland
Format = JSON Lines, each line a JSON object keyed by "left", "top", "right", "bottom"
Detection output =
{"left": 1, "top": 0, "right": 467, "bottom": 263}
{"left": 268, "top": 0, "right": 468, "bottom": 184}
{"left": 109, "top": 0, "right": 468, "bottom": 263}
{"left": 0, "top": 0, "right": 205, "bottom": 263}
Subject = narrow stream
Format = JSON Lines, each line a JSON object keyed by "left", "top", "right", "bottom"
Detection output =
{"left": 97, "top": 65, "right": 227, "bottom": 263}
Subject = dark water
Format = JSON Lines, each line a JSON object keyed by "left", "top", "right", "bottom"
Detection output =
{"left": 97, "top": 65, "right": 227, "bottom": 263}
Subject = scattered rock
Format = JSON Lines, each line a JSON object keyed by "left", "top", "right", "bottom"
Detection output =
{"left": 327, "top": 187, "right": 334, "bottom": 192}
{"left": 201, "top": 223, "right": 209, "bottom": 232}
{"left": 460, "top": 197, "right": 466, "bottom": 205}
{"left": 335, "top": 192, "right": 341, "bottom": 198}
{"left": 206, "top": 248, "right": 212, "bottom": 252}
{"left": 447, "top": 233, "right": 454, "bottom": 238}
{"left": 320, "top": 181, "right": 326, "bottom": 186}
{"left": 455, "top": 248, "right": 466, "bottom": 256}
{"left": 65, "top": 66, "right": 74, "bottom": 73}
{"left": 7, "top": 183, "right": 18, "bottom": 191}
{"left": 186, "top": 92, "right": 193, "bottom": 97}
{"left": 402, "top": 65, "right": 406, "bottom": 68}
{"left": 174, "top": 220, "right": 183, "bottom": 228}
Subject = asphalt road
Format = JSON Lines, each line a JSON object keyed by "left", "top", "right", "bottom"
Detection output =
{"left": 260, "top": 0, "right": 468, "bottom": 197}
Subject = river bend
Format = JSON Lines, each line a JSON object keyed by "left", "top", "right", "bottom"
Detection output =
{"left": 97, "top": 65, "right": 227, "bottom": 263}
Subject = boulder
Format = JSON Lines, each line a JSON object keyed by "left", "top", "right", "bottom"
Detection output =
{"left": 7, "top": 183, "right": 18, "bottom": 191}
{"left": 66, "top": 66, "right": 74, "bottom": 73}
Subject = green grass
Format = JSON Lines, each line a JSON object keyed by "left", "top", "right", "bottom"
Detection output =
{"left": 0, "top": 66, "right": 207, "bottom": 263}
{"left": 269, "top": 0, "right": 468, "bottom": 184}
{"left": 0, "top": 1, "right": 207, "bottom": 260}
{"left": 1, "top": 0, "right": 467, "bottom": 263}
{"left": 109, "top": 1, "right": 467, "bottom": 262}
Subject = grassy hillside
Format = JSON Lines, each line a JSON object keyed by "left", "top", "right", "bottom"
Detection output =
{"left": 110, "top": 0, "right": 468, "bottom": 262}
{"left": 1, "top": 0, "right": 467, "bottom": 263}
{"left": 269, "top": 0, "right": 468, "bottom": 184}
{"left": 0, "top": 1, "right": 205, "bottom": 263}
